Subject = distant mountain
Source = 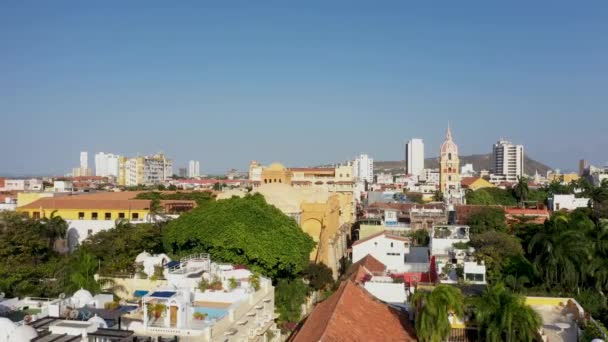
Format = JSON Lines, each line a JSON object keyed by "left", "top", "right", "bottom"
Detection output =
{"left": 375, "top": 153, "right": 552, "bottom": 176}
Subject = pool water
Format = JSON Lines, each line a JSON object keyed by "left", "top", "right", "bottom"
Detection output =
{"left": 193, "top": 307, "right": 228, "bottom": 319}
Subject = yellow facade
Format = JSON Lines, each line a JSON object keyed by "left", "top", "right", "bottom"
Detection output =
{"left": 261, "top": 163, "right": 292, "bottom": 185}
{"left": 440, "top": 125, "right": 461, "bottom": 196}
{"left": 548, "top": 173, "right": 579, "bottom": 184}
{"left": 17, "top": 207, "right": 150, "bottom": 221}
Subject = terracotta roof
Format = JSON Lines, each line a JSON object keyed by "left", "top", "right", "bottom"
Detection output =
{"left": 367, "top": 202, "right": 445, "bottom": 212}
{"left": 18, "top": 197, "right": 195, "bottom": 211}
{"left": 460, "top": 177, "right": 480, "bottom": 187}
{"left": 292, "top": 280, "right": 417, "bottom": 342}
{"left": 352, "top": 231, "right": 410, "bottom": 247}
{"left": 505, "top": 207, "right": 549, "bottom": 216}
{"left": 347, "top": 254, "right": 386, "bottom": 283}
{"left": 288, "top": 168, "right": 335, "bottom": 174}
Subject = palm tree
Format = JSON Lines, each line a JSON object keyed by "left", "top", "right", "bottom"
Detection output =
{"left": 472, "top": 283, "right": 541, "bottom": 342}
{"left": 249, "top": 273, "right": 261, "bottom": 291}
{"left": 41, "top": 210, "right": 68, "bottom": 251}
{"left": 528, "top": 213, "right": 590, "bottom": 290}
{"left": 513, "top": 176, "right": 529, "bottom": 207}
{"left": 69, "top": 250, "right": 120, "bottom": 294}
{"left": 148, "top": 198, "right": 165, "bottom": 223}
{"left": 411, "top": 285, "right": 464, "bottom": 342}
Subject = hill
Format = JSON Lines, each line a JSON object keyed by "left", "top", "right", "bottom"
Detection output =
{"left": 375, "top": 153, "right": 551, "bottom": 176}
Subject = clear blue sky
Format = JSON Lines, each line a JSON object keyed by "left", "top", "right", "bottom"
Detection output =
{"left": 1, "top": 1, "right": 607, "bottom": 175}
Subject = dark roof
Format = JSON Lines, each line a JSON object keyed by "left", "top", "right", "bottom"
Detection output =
{"left": 406, "top": 247, "right": 430, "bottom": 263}
{"left": 149, "top": 291, "right": 176, "bottom": 298}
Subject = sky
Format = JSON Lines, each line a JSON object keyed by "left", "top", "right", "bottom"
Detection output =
{"left": 1, "top": 1, "right": 607, "bottom": 175}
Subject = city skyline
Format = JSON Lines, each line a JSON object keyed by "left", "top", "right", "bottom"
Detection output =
{"left": 1, "top": 2, "right": 607, "bottom": 175}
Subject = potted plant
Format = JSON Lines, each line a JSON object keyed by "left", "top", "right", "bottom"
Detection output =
{"left": 198, "top": 278, "right": 210, "bottom": 292}
{"left": 210, "top": 278, "right": 223, "bottom": 291}
{"left": 228, "top": 277, "right": 238, "bottom": 290}
{"left": 193, "top": 312, "right": 207, "bottom": 320}
{"left": 147, "top": 303, "right": 167, "bottom": 320}
{"left": 248, "top": 273, "right": 261, "bottom": 291}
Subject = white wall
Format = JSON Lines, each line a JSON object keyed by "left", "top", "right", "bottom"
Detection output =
{"left": 66, "top": 220, "right": 119, "bottom": 252}
{"left": 352, "top": 234, "right": 408, "bottom": 273}
{"left": 364, "top": 282, "right": 406, "bottom": 303}
{"left": 549, "top": 194, "right": 590, "bottom": 211}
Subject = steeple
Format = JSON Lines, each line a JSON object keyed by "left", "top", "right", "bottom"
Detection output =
{"left": 446, "top": 122, "right": 452, "bottom": 141}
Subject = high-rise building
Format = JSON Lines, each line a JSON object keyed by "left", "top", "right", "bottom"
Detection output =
{"left": 353, "top": 154, "right": 374, "bottom": 183}
{"left": 188, "top": 160, "right": 200, "bottom": 178}
{"left": 80, "top": 152, "right": 88, "bottom": 169}
{"left": 118, "top": 153, "right": 173, "bottom": 186}
{"left": 178, "top": 168, "right": 188, "bottom": 178}
{"left": 439, "top": 125, "right": 461, "bottom": 199}
{"left": 491, "top": 140, "right": 524, "bottom": 182}
{"left": 405, "top": 138, "right": 424, "bottom": 176}
{"left": 95, "top": 152, "right": 120, "bottom": 177}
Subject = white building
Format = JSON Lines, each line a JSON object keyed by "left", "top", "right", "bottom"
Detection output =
{"left": 421, "top": 168, "right": 440, "bottom": 185}
{"left": 405, "top": 138, "right": 424, "bottom": 177}
{"left": 95, "top": 152, "right": 120, "bottom": 177}
{"left": 376, "top": 173, "right": 394, "bottom": 185}
{"left": 0, "top": 179, "right": 43, "bottom": 191}
{"left": 548, "top": 194, "right": 590, "bottom": 211}
{"left": 188, "top": 160, "right": 200, "bottom": 178}
{"left": 119, "top": 153, "right": 173, "bottom": 186}
{"left": 492, "top": 140, "right": 524, "bottom": 182}
{"left": 353, "top": 154, "right": 374, "bottom": 183}
{"left": 429, "top": 225, "right": 470, "bottom": 257}
{"left": 80, "top": 151, "right": 88, "bottom": 169}
{"left": 461, "top": 163, "right": 475, "bottom": 177}
{"left": 52, "top": 180, "right": 73, "bottom": 192}
{"left": 352, "top": 232, "right": 410, "bottom": 273}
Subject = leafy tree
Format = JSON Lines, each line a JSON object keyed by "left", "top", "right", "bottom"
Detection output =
{"left": 275, "top": 278, "right": 309, "bottom": 323}
{"left": 83, "top": 220, "right": 164, "bottom": 274}
{"left": 528, "top": 212, "right": 590, "bottom": 290}
{"left": 466, "top": 188, "right": 517, "bottom": 206}
{"left": 411, "top": 285, "right": 464, "bottom": 342}
{"left": 135, "top": 190, "right": 215, "bottom": 207}
{"left": 68, "top": 250, "right": 118, "bottom": 294}
{"left": 470, "top": 231, "right": 525, "bottom": 282}
{"left": 302, "top": 262, "right": 334, "bottom": 291}
{"left": 432, "top": 190, "right": 444, "bottom": 202}
{"left": 163, "top": 194, "right": 315, "bottom": 278}
{"left": 405, "top": 192, "right": 424, "bottom": 204}
{"left": 467, "top": 207, "right": 507, "bottom": 234}
{"left": 408, "top": 229, "right": 430, "bottom": 247}
{"left": 513, "top": 176, "right": 530, "bottom": 206}
{"left": 472, "top": 283, "right": 541, "bottom": 342}
{"left": 41, "top": 211, "right": 68, "bottom": 252}
{"left": 249, "top": 273, "right": 261, "bottom": 291}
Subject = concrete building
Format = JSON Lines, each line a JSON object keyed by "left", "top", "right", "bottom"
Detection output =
{"left": 80, "top": 151, "right": 88, "bottom": 169}
{"left": 95, "top": 152, "right": 120, "bottom": 177}
{"left": 461, "top": 163, "right": 475, "bottom": 177}
{"left": 439, "top": 125, "right": 462, "bottom": 202}
{"left": 118, "top": 153, "right": 173, "bottom": 186}
{"left": 421, "top": 168, "right": 440, "bottom": 185}
{"left": 352, "top": 231, "right": 410, "bottom": 273}
{"left": 491, "top": 140, "right": 524, "bottom": 182}
{"left": 188, "top": 160, "right": 200, "bottom": 178}
{"left": 548, "top": 194, "right": 590, "bottom": 211}
{"left": 405, "top": 138, "right": 424, "bottom": 177}
{"left": 353, "top": 154, "right": 374, "bottom": 183}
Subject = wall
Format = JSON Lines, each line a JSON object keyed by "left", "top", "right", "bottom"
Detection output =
{"left": 352, "top": 235, "right": 409, "bottom": 273}
{"left": 17, "top": 207, "right": 149, "bottom": 221}
{"left": 364, "top": 282, "right": 405, "bottom": 303}
{"left": 16, "top": 192, "right": 56, "bottom": 207}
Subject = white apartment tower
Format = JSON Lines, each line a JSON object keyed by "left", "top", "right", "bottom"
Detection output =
{"left": 405, "top": 138, "right": 424, "bottom": 176}
{"left": 353, "top": 154, "right": 374, "bottom": 183}
{"left": 188, "top": 160, "right": 200, "bottom": 178}
{"left": 95, "top": 152, "right": 120, "bottom": 177}
{"left": 492, "top": 140, "right": 524, "bottom": 182}
{"left": 80, "top": 152, "right": 88, "bottom": 169}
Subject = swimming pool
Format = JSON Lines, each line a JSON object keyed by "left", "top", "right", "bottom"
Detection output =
{"left": 193, "top": 307, "right": 228, "bottom": 320}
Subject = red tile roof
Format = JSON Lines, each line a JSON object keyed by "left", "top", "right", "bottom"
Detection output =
{"left": 18, "top": 197, "right": 195, "bottom": 211}
{"left": 347, "top": 254, "right": 386, "bottom": 283}
{"left": 460, "top": 177, "right": 480, "bottom": 188}
{"left": 292, "top": 280, "right": 417, "bottom": 342}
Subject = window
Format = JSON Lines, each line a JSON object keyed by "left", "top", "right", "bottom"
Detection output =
{"left": 466, "top": 273, "right": 484, "bottom": 282}
{"left": 387, "top": 252, "right": 400, "bottom": 256}
{"left": 91, "top": 212, "right": 98, "bottom": 220}
{"left": 264, "top": 179, "right": 268, "bottom": 184}
{"left": 339, "top": 174, "right": 343, "bottom": 177}
{"left": 118, "top": 212, "right": 125, "bottom": 219}
{"left": 78, "top": 212, "right": 85, "bottom": 220}
{"left": 390, "top": 242, "right": 394, "bottom": 247}
{"left": 32, "top": 211, "right": 40, "bottom": 219}
{"left": 132, "top": 213, "right": 139, "bottom": 220}
{"left": 448, "top": 153, "right": 452, "bottom": 160}
{"left": 279, "top": 179, "right": 282, "bottom": 183}
{"left": 105, "top": 212, "right": 111, "bottom": 220}
{"left": 87, "top": 229, "right": 93, "bottom": 236}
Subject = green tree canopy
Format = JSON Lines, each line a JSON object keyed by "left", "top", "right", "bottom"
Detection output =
{"left": 162, "top": 193, "right": 315, "bottom": 278}
{"left": 466, "top": 188, "right": 517, "bottom": 206}
{"left": 467, "top": 207, "right": 507, "bottom": 234}
{"left": 301, "top": 262, "right": 334, "bottom": 291}
{"left": 412, "top": 285, "right": 464, "bottom": 342}
{"left": 135, "top": 190, "right": 215, "bottom": 207}
{"left": 472, "top": 283, "right": 541, "bottom": 342}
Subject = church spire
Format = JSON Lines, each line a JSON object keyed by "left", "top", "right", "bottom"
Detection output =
{"left": 446, "top": 122, "right": 452, "bottom": 141}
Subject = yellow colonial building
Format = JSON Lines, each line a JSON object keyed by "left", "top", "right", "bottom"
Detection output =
{"left": 461, "top": 177, "right": 495, "bottom": 191}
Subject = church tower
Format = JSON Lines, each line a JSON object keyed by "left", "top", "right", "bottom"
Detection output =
{"left": 440, "top": 124, "right": 461, "bottom": 199}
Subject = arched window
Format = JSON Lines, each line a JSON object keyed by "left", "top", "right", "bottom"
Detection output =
{"left": 264, "top": 179, "right": 267, "bottom": 184}
{"left": 448, "top": 153, "right": 452, "bottom": 160}
{"left": 279, "top": 179, "right": 282, "bottom": 183}
{"left": 449, "top": 175, "right": 452, "bottom": 181}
